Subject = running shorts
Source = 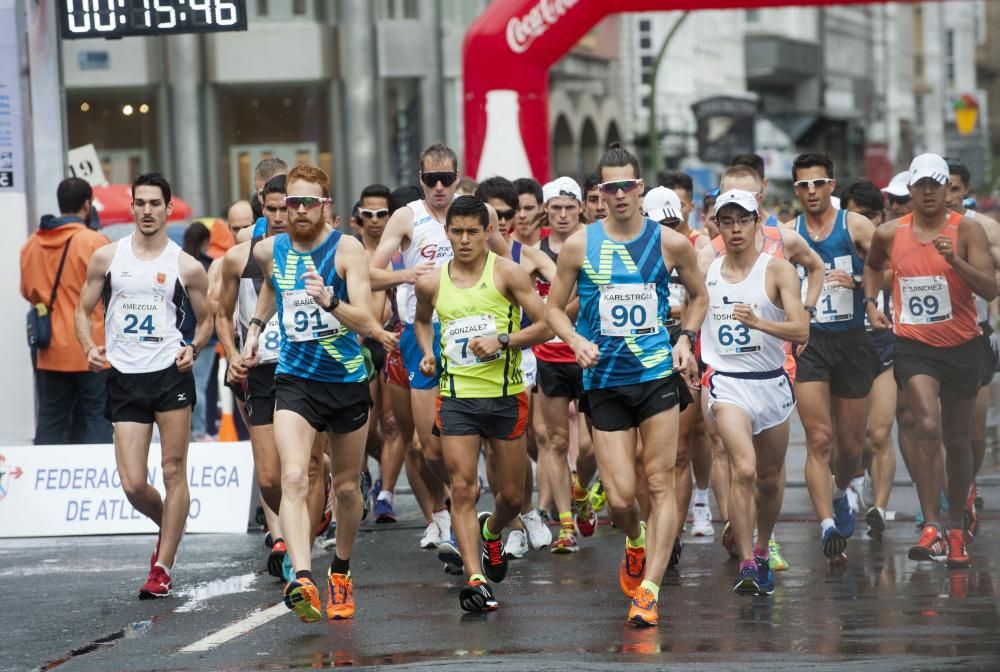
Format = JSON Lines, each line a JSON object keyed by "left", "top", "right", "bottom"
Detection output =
{"left": 894, "top": 336, "right": 983, "bottom": 401}
{"left": 537, "top": 359, "right": 585, "bottom": 400}
{"left": 105, "top": 365, "right": 195, "bottom": 424}
{"left": 400, "top": 322, "right": 440, "bottom": 390}
{"left": 436, "top": 393, "right": 529, "bottom": 439}
{"left": 274, "top": 374, "right": 371, "bottom": 433}
{"left": 245, "top": 363, "right": 277, "bottom": 427}
{"left": 794, "top": 328, "right": 878, "bottom": 399}
{"left": 521, "top": 347, "right": 538, "bottom": 390}
{"left": 868, "top": 329, "right": 895, "bottom": 376}
{"left": 586, "top": 375, "right": 691, "bottom": 432}
{"left": 706, "top": 368, "right": 796, "bottom": 436}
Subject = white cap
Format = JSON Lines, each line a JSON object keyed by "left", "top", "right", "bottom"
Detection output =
{"left": 542, "top": 176, "right": 582, "bottom": 203}
{"left": 644, "top": 187, "right": 683, "bottom": 221}
{"left": 907, "top": 153, "right": 949, "bottom": 186}
{"left": 713, "top": 189, "right": 758, "bottom": 216}
{"left": 881, "top": 171, "right": 911, "bottom": 197}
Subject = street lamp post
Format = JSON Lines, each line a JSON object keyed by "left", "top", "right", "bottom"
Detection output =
{"left": 647, "top": 11, "right": 690, "bottom": 182}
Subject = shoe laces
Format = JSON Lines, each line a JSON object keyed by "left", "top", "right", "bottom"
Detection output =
{"left": 631, "top": 588, "right": 655, "bottom": 609}
{"left": 625, "top": 545, "right": 645, "bottom": 576}
{"left": 946, "top": 529, "right": 967, "bottom": 557}
{"left": 917, "top": 525, "right": 942, "bottom": 546}
{"left": 330, "top": 573, "right": 351, "bottom": 604}
{"left": 485, "top": 538, "right": 504, "bottom": 566}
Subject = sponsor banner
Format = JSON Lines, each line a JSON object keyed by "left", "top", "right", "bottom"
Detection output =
{"left": 0, "top": 442, "right": 254, "bottom": 537}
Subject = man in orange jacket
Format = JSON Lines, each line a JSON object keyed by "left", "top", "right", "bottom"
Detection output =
{"left": 20, "top": 177, "right": 112, "bottom": 444}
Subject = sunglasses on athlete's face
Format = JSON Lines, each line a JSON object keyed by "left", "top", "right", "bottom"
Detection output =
{"left": 792, "top": 178, "right": 834, "bottom": 190}
{"left": 496, "top": 208, "right": 516, "bottom": 222}
{"left": 420, "top": 171, "right": 458, "bottom": 188}
{"left": 358, "top": 208, "right": 388, "bottom": 219}
{"left": 598, "top": 179, "right": 642, "bottom": 195}
{"left": 284, "top": 195, "right": 330, "bottom": 210}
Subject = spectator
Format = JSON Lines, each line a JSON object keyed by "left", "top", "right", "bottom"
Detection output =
{"left": 20, "top": 177, "right": 112, "bottom": 444}
{"left": 180, "top": 222, "right": 217, "bottom": 440}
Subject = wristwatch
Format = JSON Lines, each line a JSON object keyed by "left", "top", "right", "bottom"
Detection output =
{"left": 186, "top": 342, "right": 200, "bottom": 361}
{"left": 862, "top": 296, "right": 878, "bottom": 307}
{"left": 680, "top": 329, "right": 698, "bottom": 348}
{"left": 249, "top": 317, "right": 266, "bottom": 330}
{"left": 804, "top": 305, "right": 817, "bottom": 318}
{"left": 498, "top": 333, "right": 510, "bottom": 350}
{"left": 325, "top": 293, "right": 341, "bottom": 313}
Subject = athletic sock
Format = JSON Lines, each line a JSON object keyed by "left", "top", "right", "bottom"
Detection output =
{"left": 639, "top": 579, "right": 660, "bottom": 600}
{"left": 626, "top": 523, "right": 646, "bottom": 549}
{"left": 295, "top": 569, "right": 314, "bottom": 583}
{"left": 469, "top": 573, "right": 487, "bottom": 584}
{"left": 573, "top": 476, "right": 588, "bottom": 500}
{"left": 481, "top": 515, "right": 501, "bottom": 541}
{"left": 693, "top": 488, "right": 709, "bottom": 507}
{"left": 330, "top": 555, "right": 350, "bottom": 575}
{"left": 739, "top": 559, "right": 756, "bottom": 572}
{"left": 820, "top": 518, "right": 835, "bottom": 534}
{"left": 559, "top": 511, "right": 574, "bottom": 530}
{"left": 377, "top": 490, "right": 393, "bottom": 503}
{"left": 154, "top": 561, "right": 171, "bottom": 573}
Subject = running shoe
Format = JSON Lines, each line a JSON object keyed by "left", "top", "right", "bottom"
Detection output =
{"left": 861, "top": 471, "right": 875, "bottom": 512}
{"left": 520, "top": 509, "right": 552, "bottom": 549}
{"left": 690, "top": 503, "right": 714, "bottom": 537}
{"left": 267, "top": 539, "right": 287, "bottom": 579}
{"left": 846, "top": 484, "right": 861, "bottom": 515}
{"left": 589, "top": 478, "right": 607, "bottom": 512}
{"left": 374, "top": 497, "right": 398, "bottom": 523}
{"left": 138, "top": 565, "right": 171, "bottom": 599}
{"left": 479, "top": 512, "right": 508, "bottom": 583}
{"left": 550, "top": 527, "right": 579, "bottom": 554}
{"left": 619, "top": 538, "right": 646, "bottom": 597}
{"left": 721, "top": 520, "right": 738, "bottom": 559}
{"left": 264, "top": 530, "right": 274, "bottom": 548}
{"left": 281, "top": 552, "right": 293, "bottom": 582}
{"left": 768, "top": 537, "right": 789, "bottom": 572}
{"left": 437, "top": 531, "right": 462, "bottom": 568}
{"left": 433, "top": 509, "right": 452, "bottom": 546}
{"left": 832, "top": 495, "right": 856, "bottom": 538}
{"left": 972, "top": 481, "right": 983, "bottom": 510}
{"left": 459, "top": 579, "right": 498, "bottom": 613}
{"left": 908, "top": 524, "right": 946, "bottom": 562}
{"left": 964, "top": 488, "right": 978, "bottom": 545}
{"left": 822, "top": 525, "right": 847, "bottom": 560}
{"left": 754, "top": 556, "right": 775, "bottom": 595}
{"left": 865, "top": 506, "right": 886, "bottom": 539}
{"left": 360, "top": 470, "right": 372, "bottom": 523}
{"left": 732, "top": 564, "right": 760, "bottom": 596}
{"left": 575, "top": 496, "right": 597, "bottom": 537}
{"left": 945, "top": 527, "right": 971, "bottom": 569}
{"left": 420, "top": 519, "right": 443, "bottom": 549}
{"left": 326, "top": 571, "right": 355, "bottom": 620}
{"left": 149, "top": 534, "right": 161, "bottom": 570}
{"left": 627, "top": 587, "right": 658, "bottom": 627}
{"left": 668, "top": 537, "right": 683, "bottom": 572}
{"left": 284, "top": 577, "right": 322, "bottom": 623}
{"left": 505, "top": 529, "right": 528, "bottom": 559}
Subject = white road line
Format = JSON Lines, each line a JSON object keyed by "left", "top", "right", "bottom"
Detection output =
{"left": 179, "top": 602, "right": 288, "bottom": 653}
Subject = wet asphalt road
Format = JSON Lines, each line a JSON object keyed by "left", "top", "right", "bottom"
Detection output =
{"left": 3, "top": 431, "right": 1000, "bottom": 672}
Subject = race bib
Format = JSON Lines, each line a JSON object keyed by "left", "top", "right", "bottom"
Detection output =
{"left": 281, "top": 289, "right": 342, "bottom": 342}
{"left": 899, "top": 275, "right": 952, "bottom": 325}
{"left": 666, "top": 280, "right": 685, "bottom": 327}
{"left": 258, "top": 316, "right": 282, "bottom": 363}
{"left": 114, "top": 294, "right": 167, "bottom": 342}
{"left": 708, "top": 301, "right": 762, "bottom": 355}
{"left": 443, "top": 314, "right": 499, "bottom": 367}
{"left": 809, "top": 280, "right": 854, "bottom": 324}
{"left": 599, "top": 283, "right": 658, "bottom": 337}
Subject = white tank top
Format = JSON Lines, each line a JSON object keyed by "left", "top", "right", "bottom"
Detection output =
{"left": 701, "top": 253, "right": 787, "bottom": 374}
{"left": 235, "top": 236, "right": 282, "bottom": 364}
{"left": 398, "top": 199, "right": 453, "bottom": 323}
{"left": 967, "top": 209, "right": 991, "bottom": 323}
{"left": 104, "top": 234, "right": 185, "bottom": 373}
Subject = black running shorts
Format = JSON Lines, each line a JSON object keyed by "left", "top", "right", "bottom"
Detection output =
{"left": 274, "top": 374, "right": 371, "bottom": 434}
{"left": 537, "top": 359, "right": 585, "bottom": 400}
{"left": 436, "top": 393, "right": 529, "bottom": 439}
{"left": 245, "top": 363, "right": 277, "bottom": 427}
{"left": 894, "top": 336, "right": 982, "bottom": 401}
{"left": 868, "top": 329, "right": 895, "bottom": 376}
{"left": 105, "top": 365, "right": 196, "bottom": 424}
{"left": 978, "top": 322, "right": 997, "bottom": 387}
{"left": 586, "top": 375, "right": 692, "bottom": 432}
{"left": 794, "top": 328, "right": 878, "bottom": 399}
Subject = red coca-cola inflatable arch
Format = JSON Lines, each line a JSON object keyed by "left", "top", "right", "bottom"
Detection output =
{"left": 464, "top": 0, "right": 891, "bottom": 182}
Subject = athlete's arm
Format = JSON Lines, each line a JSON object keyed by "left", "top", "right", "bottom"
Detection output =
{"left": 208, "top": 258, "right": 224, "bottom": 315}
{"left": 546, "top": 229, "right": 598, "bottom": 368}
{"left": 74, "top": 243, "right": 114, "bottom": 372}
{"left": 827, "top": 212, "right": 875, "bottom": 290}
{"left": 244, "top": 238, "right": 278, "bottom": 364}
{"left": 781, "top": 229, "right": 824, "bottom": 309}
{"left": 519, "top": 244, "right": 557, "bottom": 283}
{"left": 177, "top": 253, "right": 211, "bottom": 372}
{"left": 216, "top": 244, "right": 248, "bottom": 380}
{"left": 951, "top": 217, "right": 998, "bottom": 301}
{"left": 735, "top": 258, "right": 809, "bottom": 344}
{"left": 664, "top": 228, "right": 707, "bottom": 379}
{"left": 496, "top": 257, "right": 552, "bottom": 349}
{"left": 413, "top": 272, "right": 439, "bottom": 376}
{"left": 862, "top": 221, "right": 896, "bottom": 330}
{"left": 369, "top": 207, "right": 432, "bottom": 291}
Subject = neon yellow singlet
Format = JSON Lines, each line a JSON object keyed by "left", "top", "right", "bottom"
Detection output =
{"left": 436, "top": 252, "right": 524, "bottom": 399}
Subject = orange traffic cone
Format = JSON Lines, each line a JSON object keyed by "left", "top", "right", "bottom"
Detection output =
{"left": 217, "top": 355, "right": 239, "bottom": 442}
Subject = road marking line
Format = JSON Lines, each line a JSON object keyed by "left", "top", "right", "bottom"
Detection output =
{"left": 179, "top": 602, "right": 288, "bottom": 653}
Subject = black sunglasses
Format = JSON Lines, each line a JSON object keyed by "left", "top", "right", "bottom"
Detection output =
{"left": 496, "top": 208, "right": 516, "bottom": 222}
{"left": 420, "top": 171, "right": 458, "bottom": 188}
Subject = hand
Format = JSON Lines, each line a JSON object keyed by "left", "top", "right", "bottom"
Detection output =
{"left": 86, "top": 345, "right": 107, "bottom": 372}
{"left": 469, "top": 336, "right": 501, "bottom": 359}
{"left": 571, "top": 336, "right": 600, "bottom": 369}
{"left": 301, "top": 270, "right": 333, "bottom": 309}
{"left": 795, "top": 336, "right": 810, "bottom": 357}
{"left": 867, "top": 306, "right": 891, "bottom": 331}
{"left": 227, "top": 352, "right": 249, "bottom": 383}
{"left": 176, "top": 344, "right": 195, "bottom": 372}
{"left": 826, "top": 269, "right": 855, "bottom": 289}
{"left": 418, "top": 352, "right": 437, "bottom": 377}
{"left": 242, "top": 331, "right": 260, "bottom": 367}
{"left": 377, "top": 328, "right": 400, "bottom": 352}
{"left": 732, "top": 304, "right": 759, "bottom": 330}
{"left": 934, "top": 235, "right": 957, "bottom": 264}
{"left": 404, "top": 261, "right": 435, "bottom": 284}
{"left": 672, "top": 338, "right": 697, "bottom": 383}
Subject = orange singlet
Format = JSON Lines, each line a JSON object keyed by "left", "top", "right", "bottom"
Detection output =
{"left": 890, "top": 211, "right": 979, "bottom": 348}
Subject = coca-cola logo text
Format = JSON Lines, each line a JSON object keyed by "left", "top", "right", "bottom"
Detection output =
{"left": 506, "top": 0, "right": 579, "bottom": 54}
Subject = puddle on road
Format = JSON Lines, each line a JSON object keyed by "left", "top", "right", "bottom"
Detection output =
{"left": 36, "top": 620, "right": 153, "bottom": 671}
{"left": 175, "top": 573, "right": 258, "bottom": 613}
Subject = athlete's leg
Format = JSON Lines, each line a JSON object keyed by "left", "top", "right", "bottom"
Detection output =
{"left": 691, "top": 407, "right": 713, "bottom": 491}
{"left": 941, "top": 397, "right": 975, "bottom": 529}
{"left": 307, "top": 434, "right": 329, "bottom": 534}
{"left": 250, "top": 424, "right": 282, "bottom": 513}
{"left": 326, "top": 420, "right": 370, "bottom": 564}
{"left": 867, "top": 368, "right": 897, "bottom": 511}
{"left": 378, "top": 379, "right": 405, "bottom": 494}
{"left": 671, "top": 390, "right": 699, "bottom": 540}
{"left": 902, "top": 376, "right": 946, "bottom": 525}
{"left": 151, "top": 406, "right": 193, "bottom": 568}
{"left": 273, "top": 409, "right": 319, "bottom": 573}
{"left": 831, "top": 395, "right": 869, "bottom": 492}
{"left": 115, "top": 422, "right": 160, "bottom": 524}
{"left": 971, "top": 384, "right": 990, "bottom": 478}
{"left": 753, "top": 420, "right": 791, "bottom": 550}
{"left": 441, "top": 433, "right": 486, "bottom": 578}
{"left": 593, "top": 428, "right": 641, "bottom": 539}
{"left": 410, "top": 387, "right": 449, "bottom": 500}
{"left": 389, "top": 382, "right": 433, "bottom": 522}
{"left": 575, "top": 412, "right": 597, "bottom": 489}
{"left": 539, "top": 392, "right": 572, "bottom": 518}
{"left": 531, "top": 397, "right": 553, "bottom": 513}
{"left": 703, "top": 392, "right": 730, "bottom": 522}
{"left": 637, "top": 405, "right": 680, "bottom": 588}
{"left": 715, "top": 404, "right": 755, "bottom": 561}
{"left": 486, "top": 435, "right": 529, "bottom": 532}
{"left": 797, "top": 381, "right": 836, "bottom": 521}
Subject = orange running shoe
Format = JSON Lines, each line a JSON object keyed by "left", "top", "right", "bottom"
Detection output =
{"left": 908, "top": 524, "right": 946, "bottom": 562}
{"left": 628, "top": 587, "right": 658, "bottom": 627}
{"left": 284, "top": 577, "right": 322, "bottom": 623}
{"left": 326, "top": 571, "right": 355, "bottom": 620}
{"left": 619, "top": 543, "right": 646, "bottom": 597}
{"left": 945, "top": 528, "right": 971, "bottom": 569}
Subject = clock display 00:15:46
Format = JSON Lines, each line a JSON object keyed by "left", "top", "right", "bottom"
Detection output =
{"left": 61, "top": 0, "right": 247, "bottom": 39}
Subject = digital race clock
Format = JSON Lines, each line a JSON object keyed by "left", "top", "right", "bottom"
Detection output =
{"left": 59, "top": 0, "right": 248, "bottom": 39}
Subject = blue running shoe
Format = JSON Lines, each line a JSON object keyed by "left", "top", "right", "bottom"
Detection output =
{"left": 374, "top": 497, "right": 398, "bottom": 523}
{"left": 833, "top": 495, "right": 856, "bottom": 538}
{"left": 360, "top": 470, "right": 372, "bottom": 522}
{"left": 754, "top": 557, "right": 774, "bottom": 595}
{"left": 732, "top": 564, "right": 760, "bottom": 595}
{"left": 437, "top": 532, "right": 462, "bottom": 568}
{"left": 372, "top": 477, "right": 382, "bottom": 510}
{"left": 822, "top": 525, "right": 847, "bottom": 560}
{"left": 281, "top": 551, "right": 293, "bottom": 583}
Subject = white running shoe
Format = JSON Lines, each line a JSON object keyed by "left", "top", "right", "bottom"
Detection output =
{"left": 846, "top": 483, "right": 861, "bottom": 515}
{"left": 690, "top": 503, "right": 714, "bottom": 537}
{"left": 862, "top": 471, "right": 875, "bottom": 512}
{"left": 505, "top": 529, "right": 529, "bottom": 559}
{"left": 433, "top": 508, "right": 452, "bottom": 546}
{"left": 520, "top": 509, "right": 553, "bottom": 549}
{"left": 420, "top": 520, "right": 443, "bottom": 549}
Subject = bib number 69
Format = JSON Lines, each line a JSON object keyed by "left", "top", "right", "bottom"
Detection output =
{"left": 908, "top": 295, "right": 939, "bottom": 317}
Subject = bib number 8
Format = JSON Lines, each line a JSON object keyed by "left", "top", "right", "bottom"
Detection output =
{"left": 611, "top": 304, "right": 647, "bottom": 329}
{"left": 264, "top": 329, "right": 281, "bottom": 351}
{"left": 718, "top": 323, "right": 751, "bottom": 347}
{"left": 907, "top": 295, "right": 939, "bottom": 317}
{"left": 123, "top": 314, "right": 155, "bottom": 335}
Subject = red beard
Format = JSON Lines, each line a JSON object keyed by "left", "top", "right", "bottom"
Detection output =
{"left": 288, "top": 216, "right": 325, "bottom": 243}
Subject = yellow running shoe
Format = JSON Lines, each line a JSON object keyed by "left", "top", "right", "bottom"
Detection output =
{"left": 589, "top": 478, "right": 607, "bottom": 512}
{"left": 326, "top": 571, "right": 355, "bottom": 620}
{"left": 284, "top": 577, "right": 322, "bottom": 623}
{"left": 768, "top": 537, "right": 789, "bottom": 572}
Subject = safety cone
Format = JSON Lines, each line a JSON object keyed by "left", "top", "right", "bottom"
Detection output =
{"left": 217, "top": 355, "right": 239, "bottom": 442}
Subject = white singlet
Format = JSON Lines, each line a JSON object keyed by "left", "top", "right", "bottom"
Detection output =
{"left": 397, "top": 199, "right": 454, "bottom": 324}
{"left": 104, "top": 234, "right": 186, "bottom": 373}
{"left": 236, "top": 236, "right": 282, "bottom": 364}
